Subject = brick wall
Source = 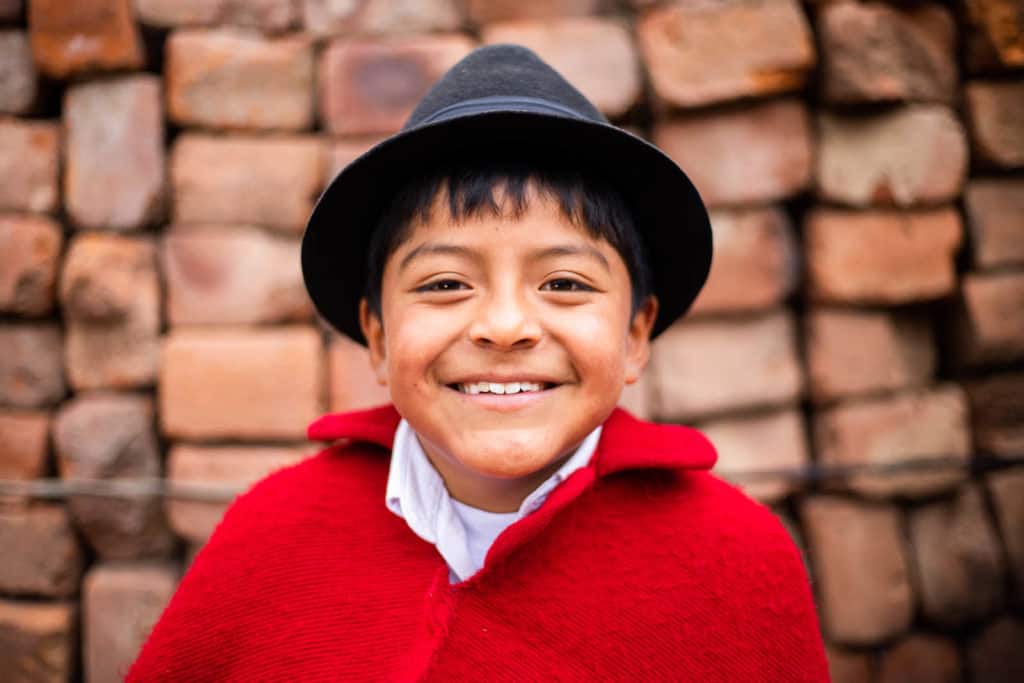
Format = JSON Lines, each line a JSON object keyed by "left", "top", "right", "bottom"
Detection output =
{"left": 0, "top": 0, "right": 1022, "bottom": 681}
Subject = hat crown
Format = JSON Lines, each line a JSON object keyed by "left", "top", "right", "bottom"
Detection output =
{"left": 405, "top": 44, "right": 607, "bottom": 131}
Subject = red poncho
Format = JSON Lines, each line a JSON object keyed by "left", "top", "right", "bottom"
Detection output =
{"left": 128, "top": 405, "right": 829, "bottom": 681}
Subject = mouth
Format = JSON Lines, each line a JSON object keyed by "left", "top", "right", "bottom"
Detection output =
{"left": 447, "top": 381, "right": 558, "bottom": 395}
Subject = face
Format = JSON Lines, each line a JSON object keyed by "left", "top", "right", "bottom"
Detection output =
{"left": 360, "top": 188, "right": 657, "bottom": 511}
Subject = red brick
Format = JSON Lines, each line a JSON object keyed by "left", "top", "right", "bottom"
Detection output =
{"left": 966, "top": 81, "right": 1024, "bottom": 168}
{"left": 465, "top": 0, "right": 605, "bottom": 23}
{"left": 910, "top": 484, "right": 1005, "bottom": 626}
{"left": 966, "top": 371, "right": 1024, "bottom": 458}
{"left": 878, "top": 635, "right": 961, "bottom": 683}
{"left": 326, "top": 135, "right": 384, "bottom": 186}
{"left": 304, "top": 0, "right": 460, "bottom": 36}
{"left": 53, "top": 394, "right": 174, "bottom": 560}
{"left": 161, "top": 225, "right": 311, "bottom": 326}
{"left": 64, "top": 75, "right": 165, "bottom": 231}
{"left": 137, "top": 0, "right": 298, "bottom": 32}
{"left": 816, "top": 106, "right": 967, "bottom": 206}
{"left": 171, "top": 133, "right": 324, "bottom": 233}
{"left": 481, "top": 17, "right": 640, "bottom": 118}
{"left": 637, "top": 0, "right": 814, "bottom": 109}
{"left": 988, "top": 469, "right": 1024, "bottom": 603}
{"left": 651, "top": 310, "right": 803, "bottom": 421}
{"left": 953, "top": 271, "right": 1024, "bottom": 366}
{"left": 0, "top": 214, "right": 61, "bottom": 316}
{"left": 28, "top": 0, "right": 143, "bottom": 78}
{"left": 166, "top": 444, "right": 309, "bottom": 542}
{"left": 690, "top": 207, "right": 798, "bottom": 315}
{"left": 0, "top": 600, "right": 76, "bottom": 682}
{"left": 968, "top": 618, "right": 1024, "bottom": 682}
{"left": 0, "top": 410, "right": 48, "bottom": 485}
{"left": 653, "top": 100, "right": 812, "bottom": 207}
{"left": 966, "top": 178, "right": 1024, "bottom": 269}
{"left": 167, "top": 29, "right": 314, "bottom": 131}
{"left": 699, "top": 409, "right": 808, "bottom": 502}
{"left": 83, "top": 563, "right": 179, "bottom": 682}
{"left": 0, "top": 118, "right": 58, "bottom": 214}
{"left": 319, "top": 34, "right": 476, "bottom": 136}
{"left": 806, "top": 308, "right": 935, "bottom": 403}
{"left": 328, "top": 334, "right": 391, "bottom": 414}
{"left": 0, "top": 504, "right": 83, "bottom": 597}
{"left": 805, "top": 207, "right": 961, "bottom": 305}
{"left": 0, "top": 1, "right": 20, "bottom": 21}
{"left": 0, "top": 324, "right": 64, "bottom": 409}
{"left": 59, "top": 233, "right": 160, "bottom": 390}
{"left": 159, "top": 326, "right": 325, "bottom": 440}
{"left": 818, "top": 1, "right": 956, "bottom": 104}
{"left": 800, "top": 497, "right": 913, "bottom": 644}
{"left": 964, "top": 0, "right": 1024, "bottom": 71}
{"left": 813, "top": 385, "right": 969, "bottom": 497}
{"left": 0, "top": 31, "right": 36, "bottom": 114}
{"left": 826, "top": 646, "right": 873, "bottom": 683}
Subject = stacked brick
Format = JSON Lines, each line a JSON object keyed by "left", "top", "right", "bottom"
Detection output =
{"left": 0, "top": 0, "right": 1021, "bottom": 680}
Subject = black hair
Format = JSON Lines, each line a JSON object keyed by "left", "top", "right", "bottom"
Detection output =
{"left": 365, "top": 158, "right": 653, "bottom": 318}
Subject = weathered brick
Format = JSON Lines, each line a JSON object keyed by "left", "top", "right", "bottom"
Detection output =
{"left": 160, "top": 326, "right": 325, "bottom": 440}
{"left": 816, "top": 106, "right": 967, "bottom": 206}
{"left": 319, "top": 34, "right": 476, "bottom": 136}
{"left": 690, "top": 207, "right": 798, "bottom": 315}
{"left": 83, "top": 563, "right": 179, "bottom": 683}
{"left": 328, "top": 334, "right": 391, "bottom": 414}
{"left": 166, "top": 444, "right": 309, "bottom": 542}
{"left": 637, "top": 0, "right": 814, "bottom": 109}
{"left": 818, "top": 1, "right": 956, "bottom": 104}
{"left": 465, "top": 0, "right": 604, "bottom": 23}
{"left": 64, "top": 75, "right": 165, "bottom": 231}
{"left": 0, "top": 410, "right": 48, "bottom": 487}
{"left": 166, "top": 29, "right": 314, "bottom": 131}
{"left": 0, "top": 118, "right": 58, "bottom": 214}
{"left": 0, "top": 31, "right": 36, "bottom": 114}
{"left": 0, "top": 600, "right": 76, "bottom": 682}
{"left": 653, "top": 100, "right": 812, "bottom": 207}
{"left": 651, "top": 310, "right": 803, "bottom": 421}
{"left": 966, "top": 371, "right": 1024, "bottom": 458}
{"left": 0, "top": 504, "right": 83, "bottom": 597}
{"left": 326, "top": 135, "right": 384, "bottom": 185}
{"left": 964, "top": 0, "right": 1024, "bottom": 71}
{"left": 0, "top": 0, "right": 21, "bottom": 21}
{"left": 968, "top": 618, "right": 1024, "bottom": 682}
{"left": 137, "top": 0, "right": 298, "bottom": 32}
{"left": 965, "top": 178, "right": 1024, "bottom": 270}
{"left": 700, "top": 409, "right": 808, "bottom": 502}
{"left": 481, "top": 17, "right": 640, "bottom": 118}
{"left": 161, "top": 225, "right": 311, "bottom": 326}
{"left": 878, "top": 635, "right": 961, "bottom": 683}
{"left": 59, "top": 233, "right": 160, "bottom": 390}
{"left": 987, "top": 469, "right": 1024, "bottom": 603}
{"left": 953, "top": 271, "right": 1024, "bottom": 367}
{"left": 813, "top": 386, "right": 970, "bottom": 497}
{"left": 806, "top": 308, "right": 935, "bottom": 403}
{"left": 0, "top": 214, "right": 61, "bottom": 316}
{"left": 805, "top": 208, "right": 961, "bottom": 305}
{"left": 965, "top": 81, "right": 1024, "bottom": 168}
{"left": 304, "top": 0, "right": 460, "bottom": 36}
{"left": 0, "top": 324, "right": 64, "bottom": 409}
{"left": 800, "top": 497, "right": 913, "bottom": 644}
{"left": 53, "top": 394, "right": 174, "bottom": 560}
{"left": 826, "top": 646, "right": 873, "bottom": 683}
{"left": 171, "top": 133, "right": 324, "bottom": 233}
{"left": 910, "top": 484, "right": 1005, "bottom": 626}
{"left": 28, "top": 0, "right": 143, "bottom": 78}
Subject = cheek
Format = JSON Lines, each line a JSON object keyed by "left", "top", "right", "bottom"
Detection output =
{"left": 384, "top": 305, "right": 462, "bottom": 386}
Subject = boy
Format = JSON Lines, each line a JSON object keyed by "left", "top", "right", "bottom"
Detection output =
{"left": 129, "top": 45, "right": 829, "bottom": 680}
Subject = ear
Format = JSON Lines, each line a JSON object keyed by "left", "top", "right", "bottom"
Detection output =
{"left": 624, "top": 295, "right": 658, "bottom": 385}
{"left": 359, "top": 298, "right": 388, "bottom": 387}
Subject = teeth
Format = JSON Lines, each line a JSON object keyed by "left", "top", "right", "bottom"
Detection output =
{"left": 457, "top": 381, "right": 545, "bottom": 395}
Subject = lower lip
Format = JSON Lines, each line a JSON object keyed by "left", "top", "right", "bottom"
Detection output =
{"left": 446, "top": 385, "right": 558, "bottom": 411}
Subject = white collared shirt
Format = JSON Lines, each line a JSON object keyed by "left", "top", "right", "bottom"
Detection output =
{"left": 385, "top": 419, "right": 602, "bottom": 583}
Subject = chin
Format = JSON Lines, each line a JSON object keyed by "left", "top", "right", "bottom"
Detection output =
{"left": 453, "top": 435, "right": 562, "bottom": 480}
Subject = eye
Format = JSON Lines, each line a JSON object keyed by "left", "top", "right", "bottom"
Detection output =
{"left": 416, "top": 279, "right": 469, "bottom": 293}
{"left": 541, "top": 278, "right": 594, "bottom": 293}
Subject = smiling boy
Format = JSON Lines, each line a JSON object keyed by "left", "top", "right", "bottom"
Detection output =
{"left": 129, "top": 46, "right": 829, "bottom": 681}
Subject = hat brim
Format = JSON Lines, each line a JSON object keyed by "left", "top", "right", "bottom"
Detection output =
{"left": 301, "top": 110, "right": 712, "bottom": 344}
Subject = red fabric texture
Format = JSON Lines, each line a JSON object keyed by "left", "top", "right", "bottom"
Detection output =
{"left": 128, "top": 405, "right": 830, "bottom": 681}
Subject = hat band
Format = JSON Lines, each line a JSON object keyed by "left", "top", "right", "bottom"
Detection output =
{"left": 413, "top": 95, "right": 590, "bottom": 128}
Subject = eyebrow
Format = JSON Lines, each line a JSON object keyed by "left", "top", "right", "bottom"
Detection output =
{"left": 398, "top": 242, "right": 477, "bottom": 271}
{"left": 531, "top": 245, "right": 610, "bottom": 272}
{"left": 398, "top": 241, "right": 611, "bottom": 272}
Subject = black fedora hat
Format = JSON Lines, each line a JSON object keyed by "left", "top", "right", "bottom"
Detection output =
{"left": 301, "top": 44, "right": 712, "bottom": 344}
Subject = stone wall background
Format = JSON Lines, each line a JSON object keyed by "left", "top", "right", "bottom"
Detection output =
{"left": 1, "top": 0, "right": 1022, "bottom": 680}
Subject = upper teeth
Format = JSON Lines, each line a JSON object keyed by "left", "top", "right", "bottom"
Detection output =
{"left": 458, "top": 381, "right": 544, "bottom": 395}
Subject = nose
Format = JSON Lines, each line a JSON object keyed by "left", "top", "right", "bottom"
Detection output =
{"left": 468, "top": 285, "right": 541, "bottom": 350}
